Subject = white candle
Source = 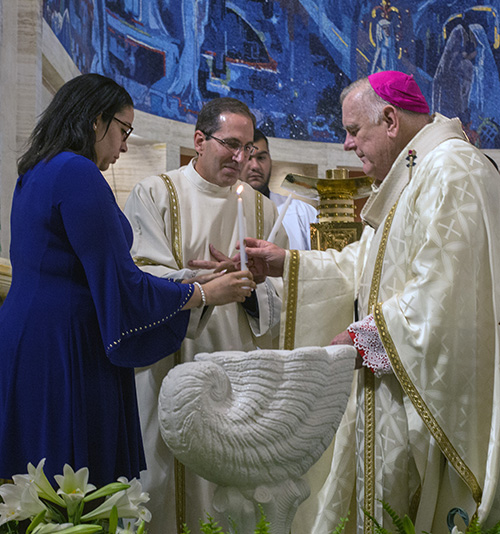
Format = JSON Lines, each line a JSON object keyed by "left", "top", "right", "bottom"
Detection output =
{"left": 236, "top": 185, "right": 247, "bottom": 271}
{"left": 267, "top": 193, "right": 292, "bottom": 243}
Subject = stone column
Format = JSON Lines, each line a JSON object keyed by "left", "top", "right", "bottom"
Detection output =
{"left": 0, "top": 0, "right": 43, "bottom": 258}
{"left": 0, "top": 0, "right": 19, "bottom": 258}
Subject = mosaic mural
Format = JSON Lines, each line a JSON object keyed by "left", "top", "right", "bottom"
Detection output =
{"left": 43, "top": 0, "right": 500, "bottom": 148}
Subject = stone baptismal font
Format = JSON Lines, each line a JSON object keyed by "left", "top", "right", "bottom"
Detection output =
{"left": 158, "top": 345, "right": 356, "bottom": 534}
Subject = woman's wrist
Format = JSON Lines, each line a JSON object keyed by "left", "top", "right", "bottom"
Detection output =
{"left": 193, "top": 281, "right": 207, "bottom": 307}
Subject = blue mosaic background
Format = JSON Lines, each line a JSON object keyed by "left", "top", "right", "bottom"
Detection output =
{"left": 43, "top": 0, "right": 500, "bottom": 148}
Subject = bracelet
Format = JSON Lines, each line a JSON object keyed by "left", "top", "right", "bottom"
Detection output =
{"left": 193, "top": 282, "right": 207, "bottom": 308}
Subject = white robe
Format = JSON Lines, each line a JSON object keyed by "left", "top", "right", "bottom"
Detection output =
{"left": 124, "top": 160, "right": 288, "bottom": 534}
{"left": 270, "top": 191, "right": 318, "bottom": 250}
{"left": 285, "top": 114, "right": 500, "bottom": 533}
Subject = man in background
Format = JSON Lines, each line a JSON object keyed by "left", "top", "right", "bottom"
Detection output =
{"left": 124, "top": 97, "right": 287, "bottom": 534}
{"left": 241, "top": 129, "right": 317, "bottom": 249}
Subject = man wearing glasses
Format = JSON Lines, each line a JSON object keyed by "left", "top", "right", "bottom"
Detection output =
{"left": 124, "top": 97, "right": 288, "bottom": 534}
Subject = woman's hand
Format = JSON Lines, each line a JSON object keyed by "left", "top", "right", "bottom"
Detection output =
{"left": 182, "top": 270, "right": 256, "bottom": 310}
{"left": 203, "top": 270, "right": 256, "bottom": 305}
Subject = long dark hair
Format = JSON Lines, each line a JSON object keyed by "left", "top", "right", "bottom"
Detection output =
{"left": 17, "top": 73, "right": 133, "bottom": 175}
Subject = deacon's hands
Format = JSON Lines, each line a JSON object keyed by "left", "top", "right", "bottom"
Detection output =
{"left": 187, "top": 239, "right": 286, "bottom": 285}
{"left": 188, "top": 244, "right": 238, "bottom": 273}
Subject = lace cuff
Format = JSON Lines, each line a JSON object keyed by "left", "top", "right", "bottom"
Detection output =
{"left": 348, "top": 314, "right": 392, "bottom": 377}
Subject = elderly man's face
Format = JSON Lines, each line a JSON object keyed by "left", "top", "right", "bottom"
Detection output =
{"left": 194, "top": 112, "right": 255, "bottom": 188}
{"left": 342, "top": 90, "right": 397, "bottom": 184}
{"left": 241, "top": 138, "right": 272, "bottom": 192}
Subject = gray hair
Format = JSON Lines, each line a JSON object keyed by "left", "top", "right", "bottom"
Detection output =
{"left": 340, "top": 77, "right": 388, "bottom": 124}
{"left": 340, "top": 77, "right": 426, "bottom": 124}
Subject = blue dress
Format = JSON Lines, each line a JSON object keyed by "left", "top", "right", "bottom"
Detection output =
{"left": 0, "top": 152, "right": 192, "bottom": 485}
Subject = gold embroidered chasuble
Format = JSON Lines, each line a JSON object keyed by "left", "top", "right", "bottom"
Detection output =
{"left": 124, "top": 159, "right": 288, "bottom": 534}
{"left": 285, "top": 114, "right": 500, "bottom": 534}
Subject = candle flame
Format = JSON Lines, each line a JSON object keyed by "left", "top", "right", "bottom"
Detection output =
{"left": 236, "top": 184, "right": 244, "bottom": 195}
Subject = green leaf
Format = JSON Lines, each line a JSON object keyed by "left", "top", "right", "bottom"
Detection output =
{"left": 379, "top": 500, "right": 407, "bottom": 534}
{"left": 39, "top": 497, "right": 68, "bottom": 524}
{"left": 199, "top": 514, "right": 223, "bottom": 534}
{"left": 53, "top": 525, "right": 103, "bottom": 534}
{"left": 401, "top": 515, "right": 416, "bottom": 534}
{"left": 136, "top": 520, "right": 146, "bottom": 534}
{"left": 254, "top": 505, "right": 270, "bottom": 534}
{"left": 25, "top": 510, "right": 47, "bottom": 534}
{"left": 330, "top": 514, "right": 349, "bottom": 534}
{"left": 83, "top": 483, "right": 130, "bottom": 503}
{"left": 107, "top": 506, "right": 118, "bottom": 534}
{"left": 362, "top": 507, "right": 390, "bottom": 534}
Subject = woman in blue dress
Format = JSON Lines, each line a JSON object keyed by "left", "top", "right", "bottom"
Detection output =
{"left": 0, "top": 74, "right": 254, "bottom": 485}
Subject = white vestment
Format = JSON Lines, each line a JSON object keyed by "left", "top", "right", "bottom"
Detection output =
{"left": 124, "top": 160, "right": 288, "bottom": 534}
{"left": 284, "top": 114, "right": 500, "bottom": 533}
{"left": 270, "top": 191, "right": 318, "bottom": 250}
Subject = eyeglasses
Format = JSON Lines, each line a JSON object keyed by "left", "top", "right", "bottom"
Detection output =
{"left": 113, "top": 116, "right": 134, "bottom": 141}
{"left": 204, "top": 133, "right": 257, "bottom": 157}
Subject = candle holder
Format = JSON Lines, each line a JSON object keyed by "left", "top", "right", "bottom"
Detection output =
{"left": 282, "top": 169, "right": 372, "bottom": 251}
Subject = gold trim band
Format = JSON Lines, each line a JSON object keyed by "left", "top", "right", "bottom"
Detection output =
{"left": 364, "top": 201, "right": 399, "bottom": 533}
{"left": 255, "top": 190, "right": 264, "bottom": 240}
{"left": 283, "top": 250, "right": 300, "bottom": 350}
{"left": 133, "top": 256, "right": 164, "bottom": 267}
{"left": 374, "top": 304, "right": 482, "bottom": 506}
{"left": 160, "top": 174, "right": 183, "bottom": 269}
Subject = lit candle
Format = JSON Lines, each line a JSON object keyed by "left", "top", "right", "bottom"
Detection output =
{"left": 267, "top": 193, "right": 292, "bottom": 243}
{"left": 236, "top": 185, "right": 247, "bottom": 271}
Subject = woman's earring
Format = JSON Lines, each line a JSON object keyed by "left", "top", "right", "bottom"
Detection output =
{"left": 93, "top": 123, "right": 97, "bottom": 131}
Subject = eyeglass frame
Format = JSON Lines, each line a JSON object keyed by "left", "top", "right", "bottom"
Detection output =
{"left": 202, "top": 132, "right": 257, "bottom": 158}
{"left": 113, "top": 116, "right": 134, "bottom": 141}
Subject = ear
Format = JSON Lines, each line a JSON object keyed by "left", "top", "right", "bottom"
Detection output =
{"left": 93, "top": 113, "right": 103, "bottom": 131}
{"left": 382, "top": 105, "right": 399, "bottom": 138}
{"left": 193, "top": 130, "right": 206, "bottom": 155}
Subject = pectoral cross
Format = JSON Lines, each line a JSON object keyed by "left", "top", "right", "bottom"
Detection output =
{"left": 406, "top": 149, "right": 417, "bottom": 181}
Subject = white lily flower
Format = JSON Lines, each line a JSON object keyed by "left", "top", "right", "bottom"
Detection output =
{"left": 55, "top": 464, "right": 96, "bottom": 500}
{"left": 0, "top": 477, "right": 46, "bottom": 525}
{"left": 2, "top": 463, "right": 150, "bottom": 532}
{"left": 81, "top": 478, "right": 150, "bottom": 522}
{"left": 451, "top": 528, "right": 464, "bottom": 534}
{"left": 0, "top": 496, "right": 21, "bottom": 526}
{"left": 27, "top": 459, "right": 65, "bottom": 506}
{"left": 135, "top": 505, "right": 152, "bottom": 525}
{"left": 116, "top": 519, "right": 135, "bottom": 534}
{"left": 116, "top": 478, "right": 151, "bottom": 523}
{"left": 54, "top": 464, "right": 97, "bottom": 519}
{"left": 116, "top": 479, "right": 149, "bottom": 508}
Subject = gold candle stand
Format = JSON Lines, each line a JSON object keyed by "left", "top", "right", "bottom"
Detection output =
{"left": 282, "top": 169, "right": 372, "bottom": 251}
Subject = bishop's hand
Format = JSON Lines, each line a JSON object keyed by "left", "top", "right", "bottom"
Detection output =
{"left": 244, "top": 237, "right": 286, "bottom": 280}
